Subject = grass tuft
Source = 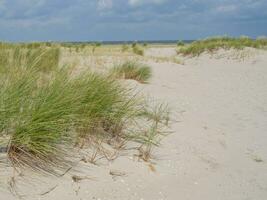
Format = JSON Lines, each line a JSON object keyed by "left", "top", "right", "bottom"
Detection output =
{"left": 110, "top": 61, "right": 152, "bottom": 83}
{"left": 177, "top": 40, "right": 185, "bottom": 46}
{"left": 131, "top": 42, "right": 144, "bottom": 56}
{"left": 121, "top": 44, "right": 129, "bottom": 52}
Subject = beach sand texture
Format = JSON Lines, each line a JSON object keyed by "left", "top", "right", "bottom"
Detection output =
{"left": 1, "top": 47, "right": 267, "bottom": 200}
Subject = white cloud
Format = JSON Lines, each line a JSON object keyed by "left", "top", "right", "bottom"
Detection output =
{"left": 216, "top": 5, "right": 237, "bottom": 13}
{"left": 129, "top": 0, "right": 166, "bottom": 7}
{"left": 97, "top": 0, "right": 113, "bottom": 10}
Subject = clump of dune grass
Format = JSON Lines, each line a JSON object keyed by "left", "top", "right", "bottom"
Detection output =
{"left": 121, "top": 44, "right": 129, "bottom": 52}
{"left": 178, "top": 36, "right": 267, "bottom": 56}
{"left": 110, "top": 61, "right": 152, "bottom": 83}
{"left": 143, "top": 43, "right": 148, "bottom": 47}
{"left": 132, "top": 42, "right": 137, "bottom": 48}
{"left": 2, "top": 70, "right": 75, "bottom": 174}
{"left": 133, "top": 45, "right": 144, "bottom": 56}
{"left": 0, "top": 67, "right": 81, "bottom": 172}
{"left": 95, "top": 42, "right": 102, "bottom": 47}
{"left": 0, "top": 46, "right": 170, "bottom": 179}
{"left": 0, "top": 44, "right": 170, "bottom": 199}
{"left": 131, "top": 43, "right": 144, "bottom": 56}
{"left": 177, "top": 40, "right": 185, "bottom": 46}
{"left": 0, "top": 67, "right": 137, "bottom": 175}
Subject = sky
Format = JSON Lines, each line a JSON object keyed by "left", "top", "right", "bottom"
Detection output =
{"left": 0, "top": 0, "right": 266, "bottom": 42}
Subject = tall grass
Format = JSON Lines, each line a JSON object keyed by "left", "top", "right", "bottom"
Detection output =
{"left": 178, "top": 36, "right": 267, "bottom": 56}
{"left": 0, "top": 45, "right": 168, "bottom": 177}
{"left": 0, "top": 68, "right": 137, "bottom": 174}
{"left": 111, "top": 61, "right": 152, "bottom": 83}
{"left": 3, "top": 70, "right": 75, "bottom": 174}
{"left": 1, "top": 69, "right": 71, "bottom": 172}
{"left": 0, "top": 44, "right": 60, "bottom": 73}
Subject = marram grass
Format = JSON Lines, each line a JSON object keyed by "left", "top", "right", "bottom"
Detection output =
{"left": 0, "top": 44, "right": 60, "bottom": 73}
{"left": 111, "top": 61, "right": 152, "bottom": 83}
{"left": 0, "top": 45, "right": 168, "bottom": 176}
{"left": 132, "top": 45, "right": 144, "bottom": 56}
{"left": 1, "top": 69, "right": 76, "bottom": 174}
{"left": 1, "top": 68, "right": 136, "bottom": 174}
{"left": 178, "top": 36, "right": 267, "bottom": 56}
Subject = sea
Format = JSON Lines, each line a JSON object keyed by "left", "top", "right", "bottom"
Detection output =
{"left": 63, "top": 40, "right": 195, "bottom": 45}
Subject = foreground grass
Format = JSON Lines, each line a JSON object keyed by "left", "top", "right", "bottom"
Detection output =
{"left": 2, "top": 70, "right": 136, "bottom": 174}
{"left": 111, "top": 61, "right": 152, "bottom": 83}
{"left": 178, "top": 36, "right": 267, "bottom": 56}
{"left": 0, "top": 43, "right": 60, "bottom": 73}
{"left": 0, "top": 45, "right": 168, "bottom": 179}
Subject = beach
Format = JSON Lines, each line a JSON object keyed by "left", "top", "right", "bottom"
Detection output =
{"left": 1, "top": 45, "right": 267, "bottom": 200}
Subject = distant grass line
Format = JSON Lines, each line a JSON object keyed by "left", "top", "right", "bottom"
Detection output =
{"left": 0, "top": 45, "right": 169, "bottom": 178}
{"left": 178, "top": 36, "right": 267, "bottom": 56}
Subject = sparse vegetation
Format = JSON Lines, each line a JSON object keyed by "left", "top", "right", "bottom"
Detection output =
{"left": 91, "top": 42, "right": 102, "bottom": 53}
{"left": 178, "top": 36, "right": 267, "bottom": 56}
{"left": 111, "top": 61, "right": 152, "bottom": 83}
{"left": 132, "top": 102, "right": 171, "bottom": 162}
{"left": 149, "top": 56, "right": 183, "bottom": 65}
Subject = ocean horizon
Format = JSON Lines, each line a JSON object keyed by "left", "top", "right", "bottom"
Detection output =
{"left": 60, "top": 40, "right": 195, "bottom": 45}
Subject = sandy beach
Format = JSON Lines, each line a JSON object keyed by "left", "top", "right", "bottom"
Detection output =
{"left": 1, "top": 46, "right": 266, "bottom": 200}
{"left": 1, "top": 0, "right": 267, "bottom": 198}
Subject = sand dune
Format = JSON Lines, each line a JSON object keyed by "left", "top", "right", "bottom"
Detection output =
{"left": 1, "top": 47, "right": 267, "bottom": 200}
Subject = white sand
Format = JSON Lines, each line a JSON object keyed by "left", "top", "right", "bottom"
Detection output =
{"left": 1, "top": 48, "right": 267, "bottom": 200}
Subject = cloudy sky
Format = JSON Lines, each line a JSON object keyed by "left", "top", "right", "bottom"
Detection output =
{"left": 0, "top": 0, "right": 266, "bottom": 41}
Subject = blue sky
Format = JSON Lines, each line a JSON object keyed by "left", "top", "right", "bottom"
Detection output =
{"left": 0, "top": 0, "right": 266, "bottom": 41}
